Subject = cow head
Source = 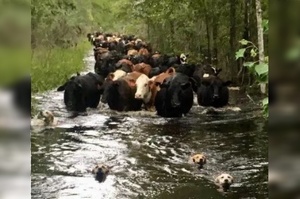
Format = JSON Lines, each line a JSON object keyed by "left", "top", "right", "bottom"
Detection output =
{"left": 163, "top": 74, "right": 193, "bottom": 109}
{"left": 57, "top": 72, "right": 80, "bottom": 92}
{"left": 111, "top": 70, "right": 126, "bottom": 81}
{"left": 134, "top": 74, "right": 153, "bottom": 103}
{"left": 202, "top": 65, "right": 222, "bottom": 78}
{"left": 100, "top": 76, "right": 115, "bottom": 104}
{"left": 201, "top": 76, "right": 232, "bottom": 100}
{"left": 179, "top": 53, "right": 189, "bottom": 64}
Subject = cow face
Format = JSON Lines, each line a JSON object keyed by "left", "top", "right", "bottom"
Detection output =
{"left": 198, "top": 76, "right": 231, "bottom": 107}
{"left": 135, "top": 74, "right": 153, "bottom": 103}
{"left": 201, "top": 77, "right": 231, "bottom": 99}
{"left": 179, "top": 53, "right": 189, "bottom": 64}
{"left": 163, "top": 74, "right": 193, "bottom": 109}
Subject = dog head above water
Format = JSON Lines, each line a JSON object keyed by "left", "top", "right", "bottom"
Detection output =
{"left": 91, "top": 164, "right": 111, "bottom": 182}
{"left": 31, "top": 110, "right": 57, "bottom": 127}
{"left": 215, "top": 173, "right": 234, "bottom": 191}
{"left": 190, "top": 153, "right": 207, "bottom": 168}
{"left": 38, "top": 110, "right": 55, "bottom": 125}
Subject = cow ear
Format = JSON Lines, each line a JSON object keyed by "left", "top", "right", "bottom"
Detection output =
{"left": 216, "top": 69, "right": 222, "bottom": 75}
{"left": 155, "top": 82, "right": 161, "bottom": 87}
{"left": 128, "top": 79, "right": 136, "bottom": 87}
{"left": 108, "top": 73, "right": 114, "bottom": 80}
{"left": 167, "top": 67, "right": 176, "bottom": 75}
{"left": 148, "top": 80, "right": 154, "bottom": 88}
{"left": 181, "top": 82, "right": 191, "bottom": 90}
{"left": 223, "top": 81, "right": 232, "bottom": 86}
{"left": 57, "top": 84, "right": 66, "bottom": 91}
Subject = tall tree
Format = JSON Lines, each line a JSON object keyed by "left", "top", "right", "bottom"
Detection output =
{"left": 255, "top": 0, "right": 266, "bottom": 93}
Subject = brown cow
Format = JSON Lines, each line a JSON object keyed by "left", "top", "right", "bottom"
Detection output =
{"left": 116, "top": 59, "right": 134, "bottom": 72}
{"left": 127, "top": 49, "right": 138, "bottom": 56}
{"left": 123, "top": 71, "right": 143, "bottom": 88}
{"left": 94, "top": 47, "right": 109, "bottom": 61}
{"left": 138, "top": 47, "right": 150, "bottom": 57}
{"left": 133, "top": 63, "right": 152, "bottom": 77}
{"left": 145, "top": 67, "right": 176, "bottom": 111}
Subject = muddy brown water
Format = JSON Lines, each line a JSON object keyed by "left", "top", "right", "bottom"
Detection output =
{"left": 31, "top": 51, "right": 268, "bottom": 199}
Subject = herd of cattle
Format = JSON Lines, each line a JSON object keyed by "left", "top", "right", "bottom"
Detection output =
{"left": 57, "top": 32, "right": 232, "bottom": 117}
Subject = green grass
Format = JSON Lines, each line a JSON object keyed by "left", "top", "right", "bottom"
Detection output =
{"left": 31, "top": 40, "right": 91, "bottom": 93}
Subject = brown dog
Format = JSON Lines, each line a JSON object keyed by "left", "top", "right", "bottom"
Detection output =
{"left": 91, "top": 164, "right": 112, "bottom": 183}
{"left": 215, "top": 173, "right": 234, "bottom": 192}
{"left": 189, "top": 153, "right": 207, "bottom": 169}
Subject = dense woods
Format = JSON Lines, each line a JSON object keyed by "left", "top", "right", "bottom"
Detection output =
{"left": 32, "top": 0, "right": 268, "bottom": 85}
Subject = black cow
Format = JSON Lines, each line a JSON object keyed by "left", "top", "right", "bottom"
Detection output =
{"left": 174, "top": 63, "right": 196, "bottom": 77}
{"left": 155, "top": 73, "right": 194, "bottom": 117}
{"left": 57, "top": 72, "right": 104, "bottom": 112}
{"left": 149, "top": 67, "right": 162, "bottom": 78}
{"left": 149, "top": 53, "right": 164, "bottom": 68}
{"left": 167, "top": 53, "right": 189, "bottom": 67}
{"left": 101, "top": 79, "right": 142, "bottom": 111}
{"left": 129, "top": 54, "right": 149, "bottom": 65}
{"left": 87, "top": 33, "right": 94, "bottom": 43}
{"left": 192, "top": 64, "right": 222, "bottom": 92}
{"left": 94, "top": 51, "right": 121, "bottom": 78}
{"left": 197, "top": 75, "right": 231, "bottom": 108}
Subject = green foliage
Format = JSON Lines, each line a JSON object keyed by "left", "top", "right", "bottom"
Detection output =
{"left": 235, "top": 48, "right": 246, "bottom": 60}
{"left": 31, "top": 40, "right": 90, "bottom": 93}
{"left": 236, "top": 38, "right": 268, "bottom": 117}
{"left": 262, "top": 19, "right": 269, "bottom": 33}
{"left": 32, "top": 0, "right": 93, "bottom": 48}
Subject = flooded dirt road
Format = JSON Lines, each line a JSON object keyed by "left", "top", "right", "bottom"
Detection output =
{"left": 31, "top": 51, "right": 268, "bottom": 199}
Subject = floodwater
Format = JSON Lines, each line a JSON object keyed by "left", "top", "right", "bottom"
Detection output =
{"left": 31, "top": 51, "right": 268, "bottom": 199}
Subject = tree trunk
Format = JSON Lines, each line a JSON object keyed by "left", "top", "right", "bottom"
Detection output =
{"left": 205, "top": 13, "right": 212, "bottom": 64}
{"left": 212, "top": 15, "right": 218, "bottom": 65}
{"left": 229, "top": 0, "right": 238, "bottom": 82}
{"left": 255, "top": 0, "right": 266, "bottom": 93}
{"left": 169, "top": 20, "right": 175, "bottom": 53}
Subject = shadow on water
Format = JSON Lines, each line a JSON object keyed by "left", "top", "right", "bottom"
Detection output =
{"left": 31, "top": 50, "right": 268, "bottom": 199}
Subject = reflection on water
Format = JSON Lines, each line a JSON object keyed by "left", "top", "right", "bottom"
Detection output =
{"left": 31, "top": 51, "right": 268, "bottom": 199}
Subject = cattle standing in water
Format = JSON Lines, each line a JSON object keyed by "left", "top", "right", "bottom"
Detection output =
{"left": 57, "top": 72, "right": 104, "bottom": 112}
{"left": 101, "top": 72, "right": 143, "bottom": 111}
{"left": 94, "top": 51, "right": 121, "bottom": 79}
{"left": 192, "top": 64, "right": 222, "bottom": 92}
{"left": 197, "top": 75, "right": 231, "bottom": 108}
{"left": 134, "top": 74, "right": 154, "bottom": 110}
{"left": 155, "top": 73, "right": 194, "bottom": 117}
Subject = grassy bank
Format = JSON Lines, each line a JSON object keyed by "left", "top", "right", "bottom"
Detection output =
{"left": 31, "top": 40, "right": 91, "bottom": 93}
